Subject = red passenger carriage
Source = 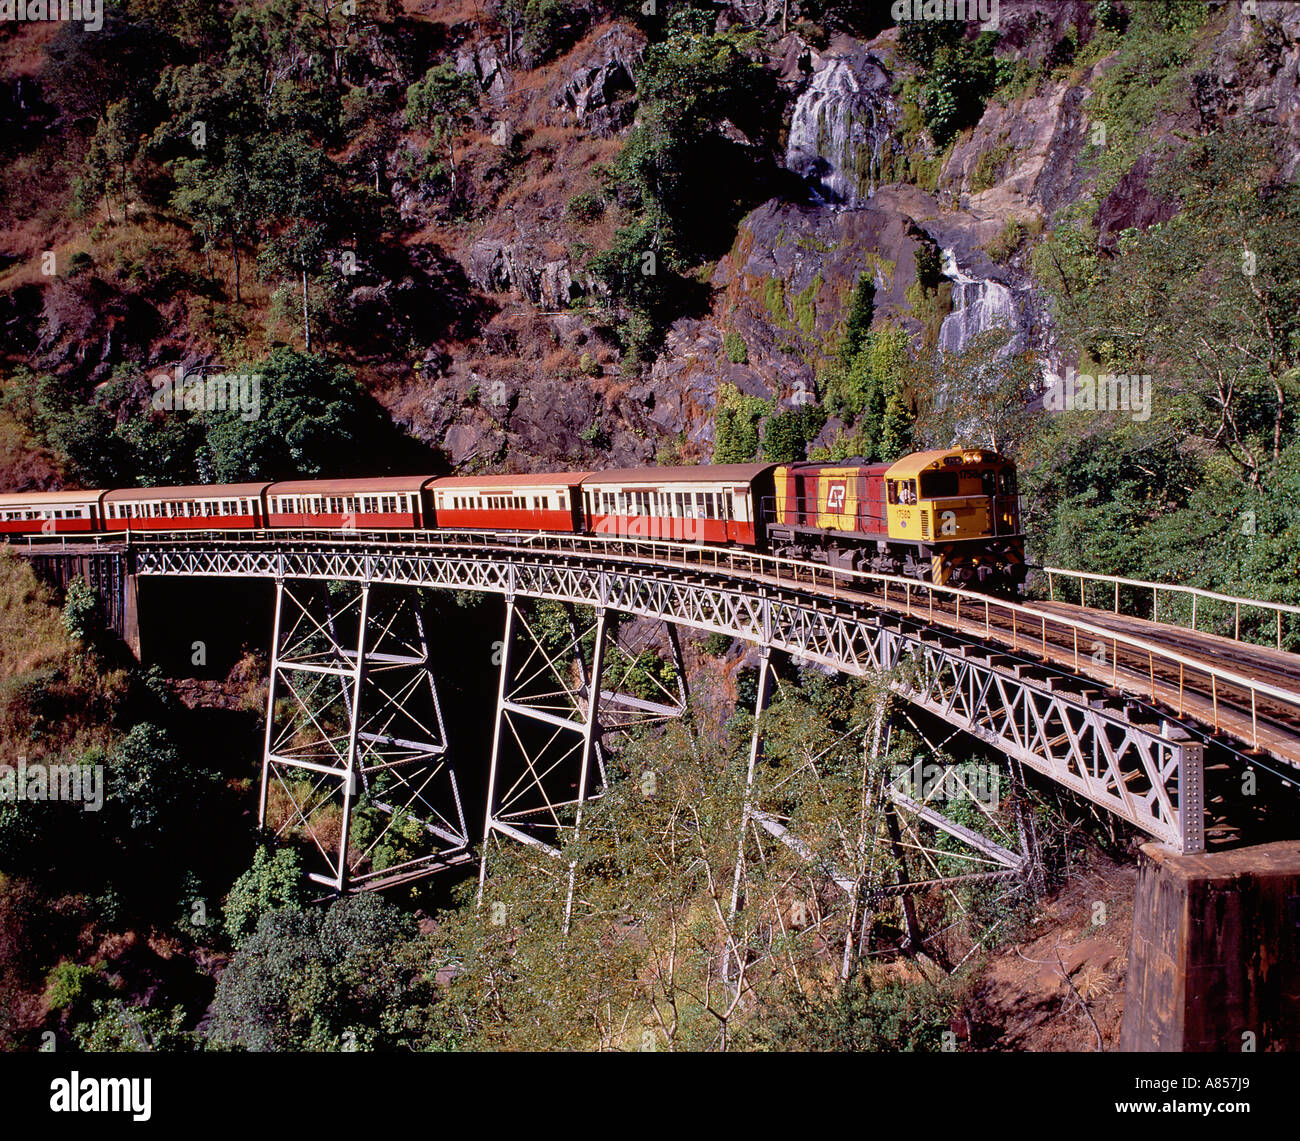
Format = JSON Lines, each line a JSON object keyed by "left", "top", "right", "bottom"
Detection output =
{"left": 427, "top": 473, "right": 591, "bottom": 533}
{"left": 264, "top": 476, "right": 430, "bottom": 530}
{"left": 104, "top": 484, "right": 270, "bottom": 532}
{"left": 579, "top": 464, "right": 775, "bottom": 549}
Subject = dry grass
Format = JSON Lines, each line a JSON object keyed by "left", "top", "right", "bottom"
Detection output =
{"left": 0, "top": 549, "right": 70, "bottom": 677}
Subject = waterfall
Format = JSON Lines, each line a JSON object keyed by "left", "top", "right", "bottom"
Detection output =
{"left": 938, "top": 249, "right": 1021, "bottom": 356}
{"left": 785, "top": 55, "right": 893, "bottom": 206}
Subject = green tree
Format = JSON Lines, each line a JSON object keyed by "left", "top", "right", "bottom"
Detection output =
{"left": 761, "top": 403, "right": 827, "bottom": 463}
{"left": 76, "top": 99, "right": 143, "bottom": 222}
{"left": 841, "top": 273, "right": 876, "bottom": 364}
{"left": 249, "top": 133, "right": 339, "bottom": 351}
{"left": 405, "top": 63, "right": 480, "bottom": 203}
{"left": 201, "top": 348, "right": 396, "bottom": 481}
{"left": 821, "top": 324, "right": 915, "bottom": 461}
{"left": 714, "top": 383, "right": 771, "bottom": 463}
{"left": 590, "top": 15, "right": 778, "bottom": 358}
{"left": 208, "top": 893, "right": 435, "bottom": 1051}
{"left": 223, "top": 846, "right": 308, "bottom": 945}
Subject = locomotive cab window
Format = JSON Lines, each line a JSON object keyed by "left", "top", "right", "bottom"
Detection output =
{"left": 888, "top": 480, "right": 918, "bottom": 505}
{"left": 920, "top": 472, "right": 959, "bottom": 499}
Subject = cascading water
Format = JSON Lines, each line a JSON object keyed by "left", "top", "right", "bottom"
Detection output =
{"left": 937, "top": 249, "right": 1022, "bottom": 356}
{"left": 785, "top": 53, "right": 893, "bottom": 206}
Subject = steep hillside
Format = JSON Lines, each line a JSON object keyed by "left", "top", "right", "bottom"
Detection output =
{"left": 2, "top": 1, "right": 1300, "bottom": 585}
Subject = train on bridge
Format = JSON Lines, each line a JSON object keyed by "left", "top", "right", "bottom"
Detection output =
{"left": 0, "top": 447, "right": 1027, "bottom": 591}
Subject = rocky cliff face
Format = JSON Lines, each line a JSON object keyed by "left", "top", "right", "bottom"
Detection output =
{"left": 7, "top": 1, "right": 1300, "bottom": 478}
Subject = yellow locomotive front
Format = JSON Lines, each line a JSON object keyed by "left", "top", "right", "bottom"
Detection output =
{"left": 883, "top": 448, "right": 1025, "bottom": 591}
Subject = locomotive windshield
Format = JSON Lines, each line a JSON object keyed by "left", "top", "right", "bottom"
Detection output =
{"left": 919, "top": 471, "right": 959, "bottom": 498}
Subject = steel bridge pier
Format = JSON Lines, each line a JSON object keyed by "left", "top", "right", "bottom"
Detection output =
{"left": 257, "top": 578, "right": 470, "bottom": 892}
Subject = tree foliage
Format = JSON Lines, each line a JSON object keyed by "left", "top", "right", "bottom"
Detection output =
{"left": 223, "top": 845, "right": 307, "bottom": 946}
{"left": 590, "top": 14, "right": 778, "bottom": 359}
{"left": 208, "top": 893, "right": 435, "bottom": 1051}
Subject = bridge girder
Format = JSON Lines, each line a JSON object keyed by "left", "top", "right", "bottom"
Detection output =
{"left": 136, "top": 542, "right": 1208, "bottom": 855}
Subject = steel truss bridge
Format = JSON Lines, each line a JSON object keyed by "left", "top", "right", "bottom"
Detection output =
{"left": 20, "top": 530, "right": 1300, "bottom": 908}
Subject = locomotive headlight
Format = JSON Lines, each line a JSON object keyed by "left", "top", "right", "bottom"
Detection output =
{"left": 962, "top": 451, "right": 984, "bottom": 464}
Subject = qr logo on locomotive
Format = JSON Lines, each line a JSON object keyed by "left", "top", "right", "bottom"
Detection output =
{"left": 826, "top": 480, "right": 847, "bottom": 511}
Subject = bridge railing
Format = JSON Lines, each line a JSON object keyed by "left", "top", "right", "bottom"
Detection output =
{"left": 124, "top": 526, "right": 1300, "bottom": 755}
{"left": 1039, "top": 566, "right": 1300, "bottom": 653}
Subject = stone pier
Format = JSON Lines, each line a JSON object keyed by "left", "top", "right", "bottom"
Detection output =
{"left": 1121, "top": 841, "right": 1300, "bottom": 1051}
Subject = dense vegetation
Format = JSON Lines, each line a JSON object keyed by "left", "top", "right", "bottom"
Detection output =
{"left": 2, "top": 0, "right": 1299, "bottom": 1053}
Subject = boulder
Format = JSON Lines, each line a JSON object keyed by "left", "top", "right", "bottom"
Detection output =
{"left": 553, "top": 25, "right": 644, "bottom": 136}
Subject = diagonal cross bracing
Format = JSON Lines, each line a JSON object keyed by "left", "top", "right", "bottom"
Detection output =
{"left": 139, "top": 540, "right": 1211, "bottom": 853}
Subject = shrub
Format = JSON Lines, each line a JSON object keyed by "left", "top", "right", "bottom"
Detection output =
{"left": 223, "top": 845, "right": 307, "bottom": 945}
{"left": 62, "top": 579, "right": 102, "bottom": 645}
{"left": 723, "top": 330, "right": 748, "bottom": 364}
{"left": 74, "top": 998, "right": 192, "bottom": 1051}
{"left": 45, "top": 961, "right": 102, "bottom": 1013}
{"left": 713, "top": 383, "right": 771, "bottom": 463}
{"left": 566, "top": 190, "right": 606, "bottom": 224}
